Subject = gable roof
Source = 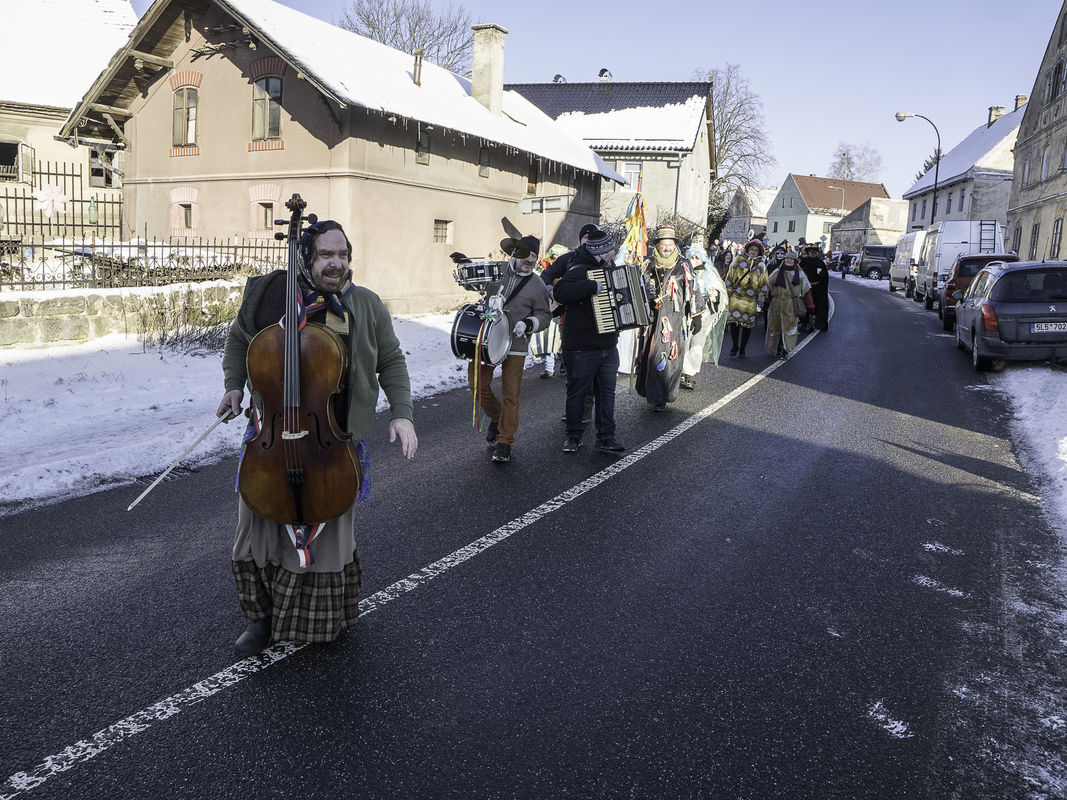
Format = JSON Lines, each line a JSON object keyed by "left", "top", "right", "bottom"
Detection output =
{"left": 0, "top": 0, "right": 136, "bottom": 108}
{"left": 903, "top": 105, "right": 1025, "bottom": 199}
{"left": 504, "top": 82, "right": 711, "bottom": 152}
{"left": 788, "top": 174, "right": 890, "bottom": 214}
{"left": 61, "top": 0, "right": 622, "bottom": 182}
{"left": 738, "top": 186, "right": 780, "bottom": 218}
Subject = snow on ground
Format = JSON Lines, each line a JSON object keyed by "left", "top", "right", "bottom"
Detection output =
{"left": 0, "top": 313, "right": 469, "bottom": 514}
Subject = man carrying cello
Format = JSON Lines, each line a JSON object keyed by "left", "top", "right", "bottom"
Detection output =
{"left": 217, "top": 218, "right": 417, "bottom": 657}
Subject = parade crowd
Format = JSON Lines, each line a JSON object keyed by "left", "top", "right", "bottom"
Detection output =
{"left": 215, "top": 218, "right": 833, "bottom": 656}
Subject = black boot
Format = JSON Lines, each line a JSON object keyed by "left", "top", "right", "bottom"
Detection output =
{"left": 234, "top": 617, "right": 271, "bottom": 657}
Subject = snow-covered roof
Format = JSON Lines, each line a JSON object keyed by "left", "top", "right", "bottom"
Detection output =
{"left": 741, "top": 187, "right": 780, "bottom": 218}
{"left": 100, "top": 0, "right": 619, "bottom": 181}
{"left": 903, "top": 105, "right": 1025, "bottom": 198}
{"left": 0, "top": 0, "right": 136, "bottom": 109}
{"left": 506, "top": 83, "right": 711, "bottom": 153}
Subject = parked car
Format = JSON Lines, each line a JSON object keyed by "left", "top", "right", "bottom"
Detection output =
{"left": 888, "top": 231, "right": 925, "bottom": 296}
{"left": 854, "top": 245, "right": 895, "bottom": 280}
{"left": 938, "top": 252, "right": 1019, "bottom": 331}
{"left": 953, "top": 261, "right": 1067, "bottom": 370}
{"left": 914, "top": 220, "right": 1005, "bottom": 310}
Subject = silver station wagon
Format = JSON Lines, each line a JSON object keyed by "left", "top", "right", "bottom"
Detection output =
{"left": 953, "top": 261, "right": 1067, "bottom": 371}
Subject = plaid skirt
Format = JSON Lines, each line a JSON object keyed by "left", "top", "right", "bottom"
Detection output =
{"left": 232, "top": 553, "right": 362, "bottom": 644}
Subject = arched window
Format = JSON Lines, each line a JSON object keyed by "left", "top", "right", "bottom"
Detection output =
{"left": 172, "top": 87, "right": 198, "bottom": 146}
{"left": 1053, "top": 61, "right": 1064, "bottom": 100}
{"left": 252, "top": 76, "right": 282, "bottom": 140}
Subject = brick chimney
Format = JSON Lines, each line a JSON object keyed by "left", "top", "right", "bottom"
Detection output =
{"left": 1015, "top": 94, "right": 1028, "bottom": 110}
{"left": 471, "top": 23, "right": 507, "bottom": 114}
{"left": 988, "top": 105, "right": 1005, "bottom": 127}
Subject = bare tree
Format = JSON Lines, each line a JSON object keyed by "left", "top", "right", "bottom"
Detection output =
{"left": 338, "top": 0, "right": 475, "bottom": 76}
{"left": 704, "top": 64, "right": 775, "bottom": 194}
{"left": 828, "top": 142, "right": 884, "bottom": 182}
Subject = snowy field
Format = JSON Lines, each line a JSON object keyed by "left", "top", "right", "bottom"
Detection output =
{"left": 0, "top": 290, "right": 1065, "bottom": 535}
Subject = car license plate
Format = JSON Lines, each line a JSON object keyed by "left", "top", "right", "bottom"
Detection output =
{"left": 1031, "top": 322, "right": 1067, "bottom": 332}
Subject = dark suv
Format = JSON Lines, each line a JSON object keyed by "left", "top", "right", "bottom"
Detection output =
{"left": 855, "top": 245, "right": 895, "bottom": 280}
{"left": 939, "top": 253, "right": 1019, "bottom": 331}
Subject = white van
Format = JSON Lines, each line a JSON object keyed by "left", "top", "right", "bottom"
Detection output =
{"left": 913, "top": 220, "right": 1004, "bottom": 309}
{"left": 888, "top": 231, "right": 925, "bottom": 295}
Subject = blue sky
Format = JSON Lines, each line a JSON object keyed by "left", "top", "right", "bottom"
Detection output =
{"left": 131, "top": 0, "right": 1057, "bottom": 197}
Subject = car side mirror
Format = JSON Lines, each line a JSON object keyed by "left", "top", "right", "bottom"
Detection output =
{"left": 952, "top": 291, "right": 963, "bottom": 301}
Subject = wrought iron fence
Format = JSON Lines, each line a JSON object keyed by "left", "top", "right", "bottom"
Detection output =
{"left": 0, "top": 159, "right": 124, "bottom": 242}
{"left": 0, "top": 235, "right": 287, "bottom": 291}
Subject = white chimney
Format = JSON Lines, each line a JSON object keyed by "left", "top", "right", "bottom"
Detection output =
{"left": 471, "top": 23, "right": 507, "bottom": 114}
{"left": 988, "top": 105, "right": 1005, "bottom": 127}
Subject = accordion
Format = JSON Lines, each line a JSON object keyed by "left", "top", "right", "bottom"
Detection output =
{"left": 587, "top": 263, "right": 652, "bottom": 334}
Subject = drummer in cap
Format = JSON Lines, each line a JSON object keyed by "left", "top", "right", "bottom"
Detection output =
{"left": 467, "top": 235, "right": 551, "bottom": 464}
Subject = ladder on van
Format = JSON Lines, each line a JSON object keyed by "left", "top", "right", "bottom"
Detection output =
{"left": 978, "top": 220, "right": 998, "bottom": 253}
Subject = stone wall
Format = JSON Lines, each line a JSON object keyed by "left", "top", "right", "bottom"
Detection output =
{"left": 0, "top": 279, "right": 244, "bottom": 348}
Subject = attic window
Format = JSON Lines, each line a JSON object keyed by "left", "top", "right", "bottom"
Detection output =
{"left": 173, "top": 87, "right": 198, "bottom": 146}
{"left": 416, "top": 132, "right": 430, "bottom": 165}
{"left": 479, "top": 146, "right": 490, "bottom": 178}
{"left": 527, "top": 161, "right": 539, "bottom": 195}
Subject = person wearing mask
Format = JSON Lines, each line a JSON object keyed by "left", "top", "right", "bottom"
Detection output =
{"left": 765, "top": 249, "right": 814, "bottom": 358}
{"left": 681, "top": 244, "right": 729, "bottom": 389}
{"left": 471, "top": 236, "right": 552, "bottom": 464}
{"left": 724, "top": 239, "right": 769, "bottom": 358}
{"left": 552, "top": 230, "right": 626, "bottom": 454}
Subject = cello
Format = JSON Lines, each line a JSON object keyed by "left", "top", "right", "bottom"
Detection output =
{"left": 237, "top": 194, "right": 362, "bottom": 525}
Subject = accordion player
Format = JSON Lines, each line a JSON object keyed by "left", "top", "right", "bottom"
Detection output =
{"left": 586, "top": 263, "right": 652, "bottom": 334}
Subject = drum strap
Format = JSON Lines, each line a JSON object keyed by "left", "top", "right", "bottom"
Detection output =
{"left": 503, "top": 274, "right": 534, "bottom": 309}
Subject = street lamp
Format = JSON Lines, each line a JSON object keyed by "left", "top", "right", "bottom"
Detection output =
{"left": 826, "top": 185, "right": 846, "bottom": 212}
{"left": 895, "top": 111, "right": 940, "bottom": 227}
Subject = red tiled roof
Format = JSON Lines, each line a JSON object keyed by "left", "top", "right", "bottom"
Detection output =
{"left": 791, "top": 174, "right": 890, "bottom": 212}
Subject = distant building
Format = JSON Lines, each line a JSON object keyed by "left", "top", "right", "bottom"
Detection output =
{"left": 766, "top": 174, "right": 890, "bottom": 250}
{"left": 0, "top": 0, "right": 135, "bottom": 243}
{"left": 1007, "top": 1, "right": 1067, "bottom": 260}
{"left": 721, "top": 186, "right": 778, "bottom": 245}
{"left": 59, "top": 0, "right": 622, "bottom": 312}
{"left": 903, "top": 102, "right": 1024, "bottom": 233}
{"left": 507, "top": 80, "right": 713, "bottom": 237}
{"left": 830, "top": 198, "right": 909, "bottom": 252}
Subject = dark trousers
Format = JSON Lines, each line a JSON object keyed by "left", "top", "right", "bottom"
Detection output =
{"left": 562, "top": 347, "right": 619, "bottom": 441}
{"left": 728, "top": 323, "right": 752, "bottom": 353}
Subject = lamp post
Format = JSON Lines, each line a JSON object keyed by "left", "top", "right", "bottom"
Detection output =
{"left": 895, "top": 111, "right": 940, "bottom": 227}
{"left": 827, "top": 185, "right": 845, "bottom": 252}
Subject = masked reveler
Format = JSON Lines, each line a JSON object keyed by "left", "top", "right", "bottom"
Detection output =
{"left": 635, "top": 225, "right": 704, "bottom": 411}
{"left": 468, "top": 235, "right": 552, "bottom": 464}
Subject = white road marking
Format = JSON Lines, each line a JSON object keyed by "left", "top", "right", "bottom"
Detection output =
{"left": 1, "top": 333, "right": 819, "bottom": 799}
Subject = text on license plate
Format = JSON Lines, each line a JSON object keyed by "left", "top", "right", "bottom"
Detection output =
{"left": 1031, "top": 322, "right": 1067, "bottom": 332}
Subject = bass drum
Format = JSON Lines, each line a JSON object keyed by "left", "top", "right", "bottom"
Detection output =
{"left": 451, "top": 303, "right": 512, "bottom": 366}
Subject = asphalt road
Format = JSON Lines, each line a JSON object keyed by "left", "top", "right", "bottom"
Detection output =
{"left": 2, "top": 278, "right": 1065, "bottom": 799}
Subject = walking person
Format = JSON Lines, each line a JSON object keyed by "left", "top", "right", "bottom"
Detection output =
{"left": 531, "top": 243, "right": 568, "bottom": 377}
{"left": 217, "top": 219, "right": 417, "bottom": 657}
{"left": 552, "top": 229, "right": 626, "bottom": 454}
{"left": 724, "top": 239, "right": 769, "bottom": 359}
{"left": 765, "top": 249, "right": 814, "bottom": 359}
{"left": 635, "top": 225, "right": 702, "bottom": 411}
{"left": 681, "top": 244, "right": 729, "bottom": 389}
{"left": 800, "top": 244, "right": 830, "bottom": 331}
{"left": 469, "top": 236, "right": 552, "bottom": 464}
